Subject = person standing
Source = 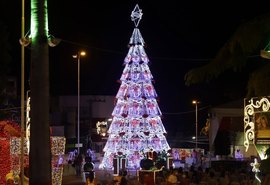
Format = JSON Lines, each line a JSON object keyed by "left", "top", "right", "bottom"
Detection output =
{"left": 83, "top": 156, "right": 95, "bottom": 183}
{"left": 167, "top": 169, "right": 178, "bottom": 185}
{"left": 85, "top": 171, "right": 97, "bottom": 185}
{"left": 74, "top": 153, "right": 83, "bottom": 176}
{"left": 191, "top": 149, "right": 197, "bottom": 165}
{"left": 259, "top": 148, "right": 270, "bottom": 185}
{"left": 120, "top": 170, "right": 128, "bottom": 185}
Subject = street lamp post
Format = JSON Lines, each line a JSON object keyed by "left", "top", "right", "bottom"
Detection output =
{"left": 192, "top": 100, "right": 199, "bottom": 150}
{"left": 73, "top": 51, "right": 86, "bottom": 154}
{"left": 20, "top": 0, "right": 25, "bottom": 180}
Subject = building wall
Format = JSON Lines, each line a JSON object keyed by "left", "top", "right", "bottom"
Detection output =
{"left": 209, "top": 100, "right": 258, "bottom": 158}
{"left": 50, "top": 95, "right": 115, "bottom": 145}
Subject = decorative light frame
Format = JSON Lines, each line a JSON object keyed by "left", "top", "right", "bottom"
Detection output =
{"left": 244, "top": 96, "right": 270, "bottom": 151}
{"left": 96, "top": 121, "right": 108, "bottom": 136}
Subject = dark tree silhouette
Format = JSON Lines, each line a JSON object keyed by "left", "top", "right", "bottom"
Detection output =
{"left": 185, "top": 12, "right": 270, "bottom": 99}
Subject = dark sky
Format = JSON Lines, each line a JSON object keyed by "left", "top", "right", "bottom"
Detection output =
{"left": 1, "top": 0, "right": 270, "bottom": 136}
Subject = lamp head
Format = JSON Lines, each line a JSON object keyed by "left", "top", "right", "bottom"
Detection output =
{"left": 192, "top": 100, "right": 199, "bottom": 104}
{"left": 72, "top": 51, "right": 86, "bottom": 59}
{"left": 80, "top": 51, "right": 86, "bottom": 56}
{"left": 48, "top": 35, "right": 61, "bottom": 47}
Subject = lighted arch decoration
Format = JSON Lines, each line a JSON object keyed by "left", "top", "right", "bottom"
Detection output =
{"left": 9, "top": 136, "right": 66, "bottom": 185}
{"left": 0, "top": 119, "right": 66, "bottom": 185}
{"left": 244, "top": 96, "right": 270, "bottom": 159}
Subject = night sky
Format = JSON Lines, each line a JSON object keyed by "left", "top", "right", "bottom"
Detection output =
{"left": 1, "top": 0, "right": 270, "bottom": 136}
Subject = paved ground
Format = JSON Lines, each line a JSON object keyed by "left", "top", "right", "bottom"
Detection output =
{"left": 62, "top": 175, "right": 85, "bottom": 185}
{"left": 62, "top": 167, "right": 137, "bottom": 185}
{"left": 62, "top": 170, "right": 118, "bottom": 185}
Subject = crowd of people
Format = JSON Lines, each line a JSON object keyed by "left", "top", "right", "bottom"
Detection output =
{"left": 163, "top": 165, "right": 255, "bottom": 185}
{"left": 77, "top": 164, "right": 258, "bottom": 185}
{"left": 64, "top": 157, "right": 258, "bottom": 185}
{"left": 62, "top": 148, "right": 270, "bottom": 185}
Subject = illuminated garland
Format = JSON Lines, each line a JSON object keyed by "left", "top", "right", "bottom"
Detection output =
{"left": 0, "top": 138, "right": 11, "bottom": 185}
{"left": 0, "top": 120, "right": 21, "bottom": 184}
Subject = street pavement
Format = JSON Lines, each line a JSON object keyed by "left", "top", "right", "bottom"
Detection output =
{"left": 62, "top": 167, "right": 138, "bottom": 185}
{"left": 61, "top": 159, "right": 115, "bottom": 185}
{"left": 62, "top": 174, "right": 85, "bottom": 185}
{"left": 62, "top": 167, "right": 118, "bottom": 185}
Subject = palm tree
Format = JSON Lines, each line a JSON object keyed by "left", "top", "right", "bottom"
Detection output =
{"left": 29, "top": 0, "right": 52, "bottom": 184}
{"left": 184, "top": 12, "right": 270, "bottom": 99}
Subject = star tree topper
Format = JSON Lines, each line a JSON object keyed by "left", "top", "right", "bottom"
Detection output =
{"left": 131, "top": 4, "right": 143, "bottom": 27}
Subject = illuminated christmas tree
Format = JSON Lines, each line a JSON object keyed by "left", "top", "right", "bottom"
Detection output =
{"left": 99, "top": 4, "right": 170, "bottom": 169}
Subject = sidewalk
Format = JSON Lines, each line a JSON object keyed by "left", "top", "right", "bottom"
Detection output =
{"left": 62, "top": 168, "right": 137, "bottom": 185}
{"left": 62, "top": 175, "right": 85, "bottom": 185}
{"left": 62, "top": 168, "right": 115, "bottom": 185}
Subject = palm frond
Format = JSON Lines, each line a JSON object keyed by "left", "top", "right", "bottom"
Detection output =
{"left": 185, "top": 12, "right": 270, "bottom": 86}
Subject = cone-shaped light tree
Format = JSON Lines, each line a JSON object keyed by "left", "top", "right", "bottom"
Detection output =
{"left": 100, "top": 4, "right": 170, "bottom": 169}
